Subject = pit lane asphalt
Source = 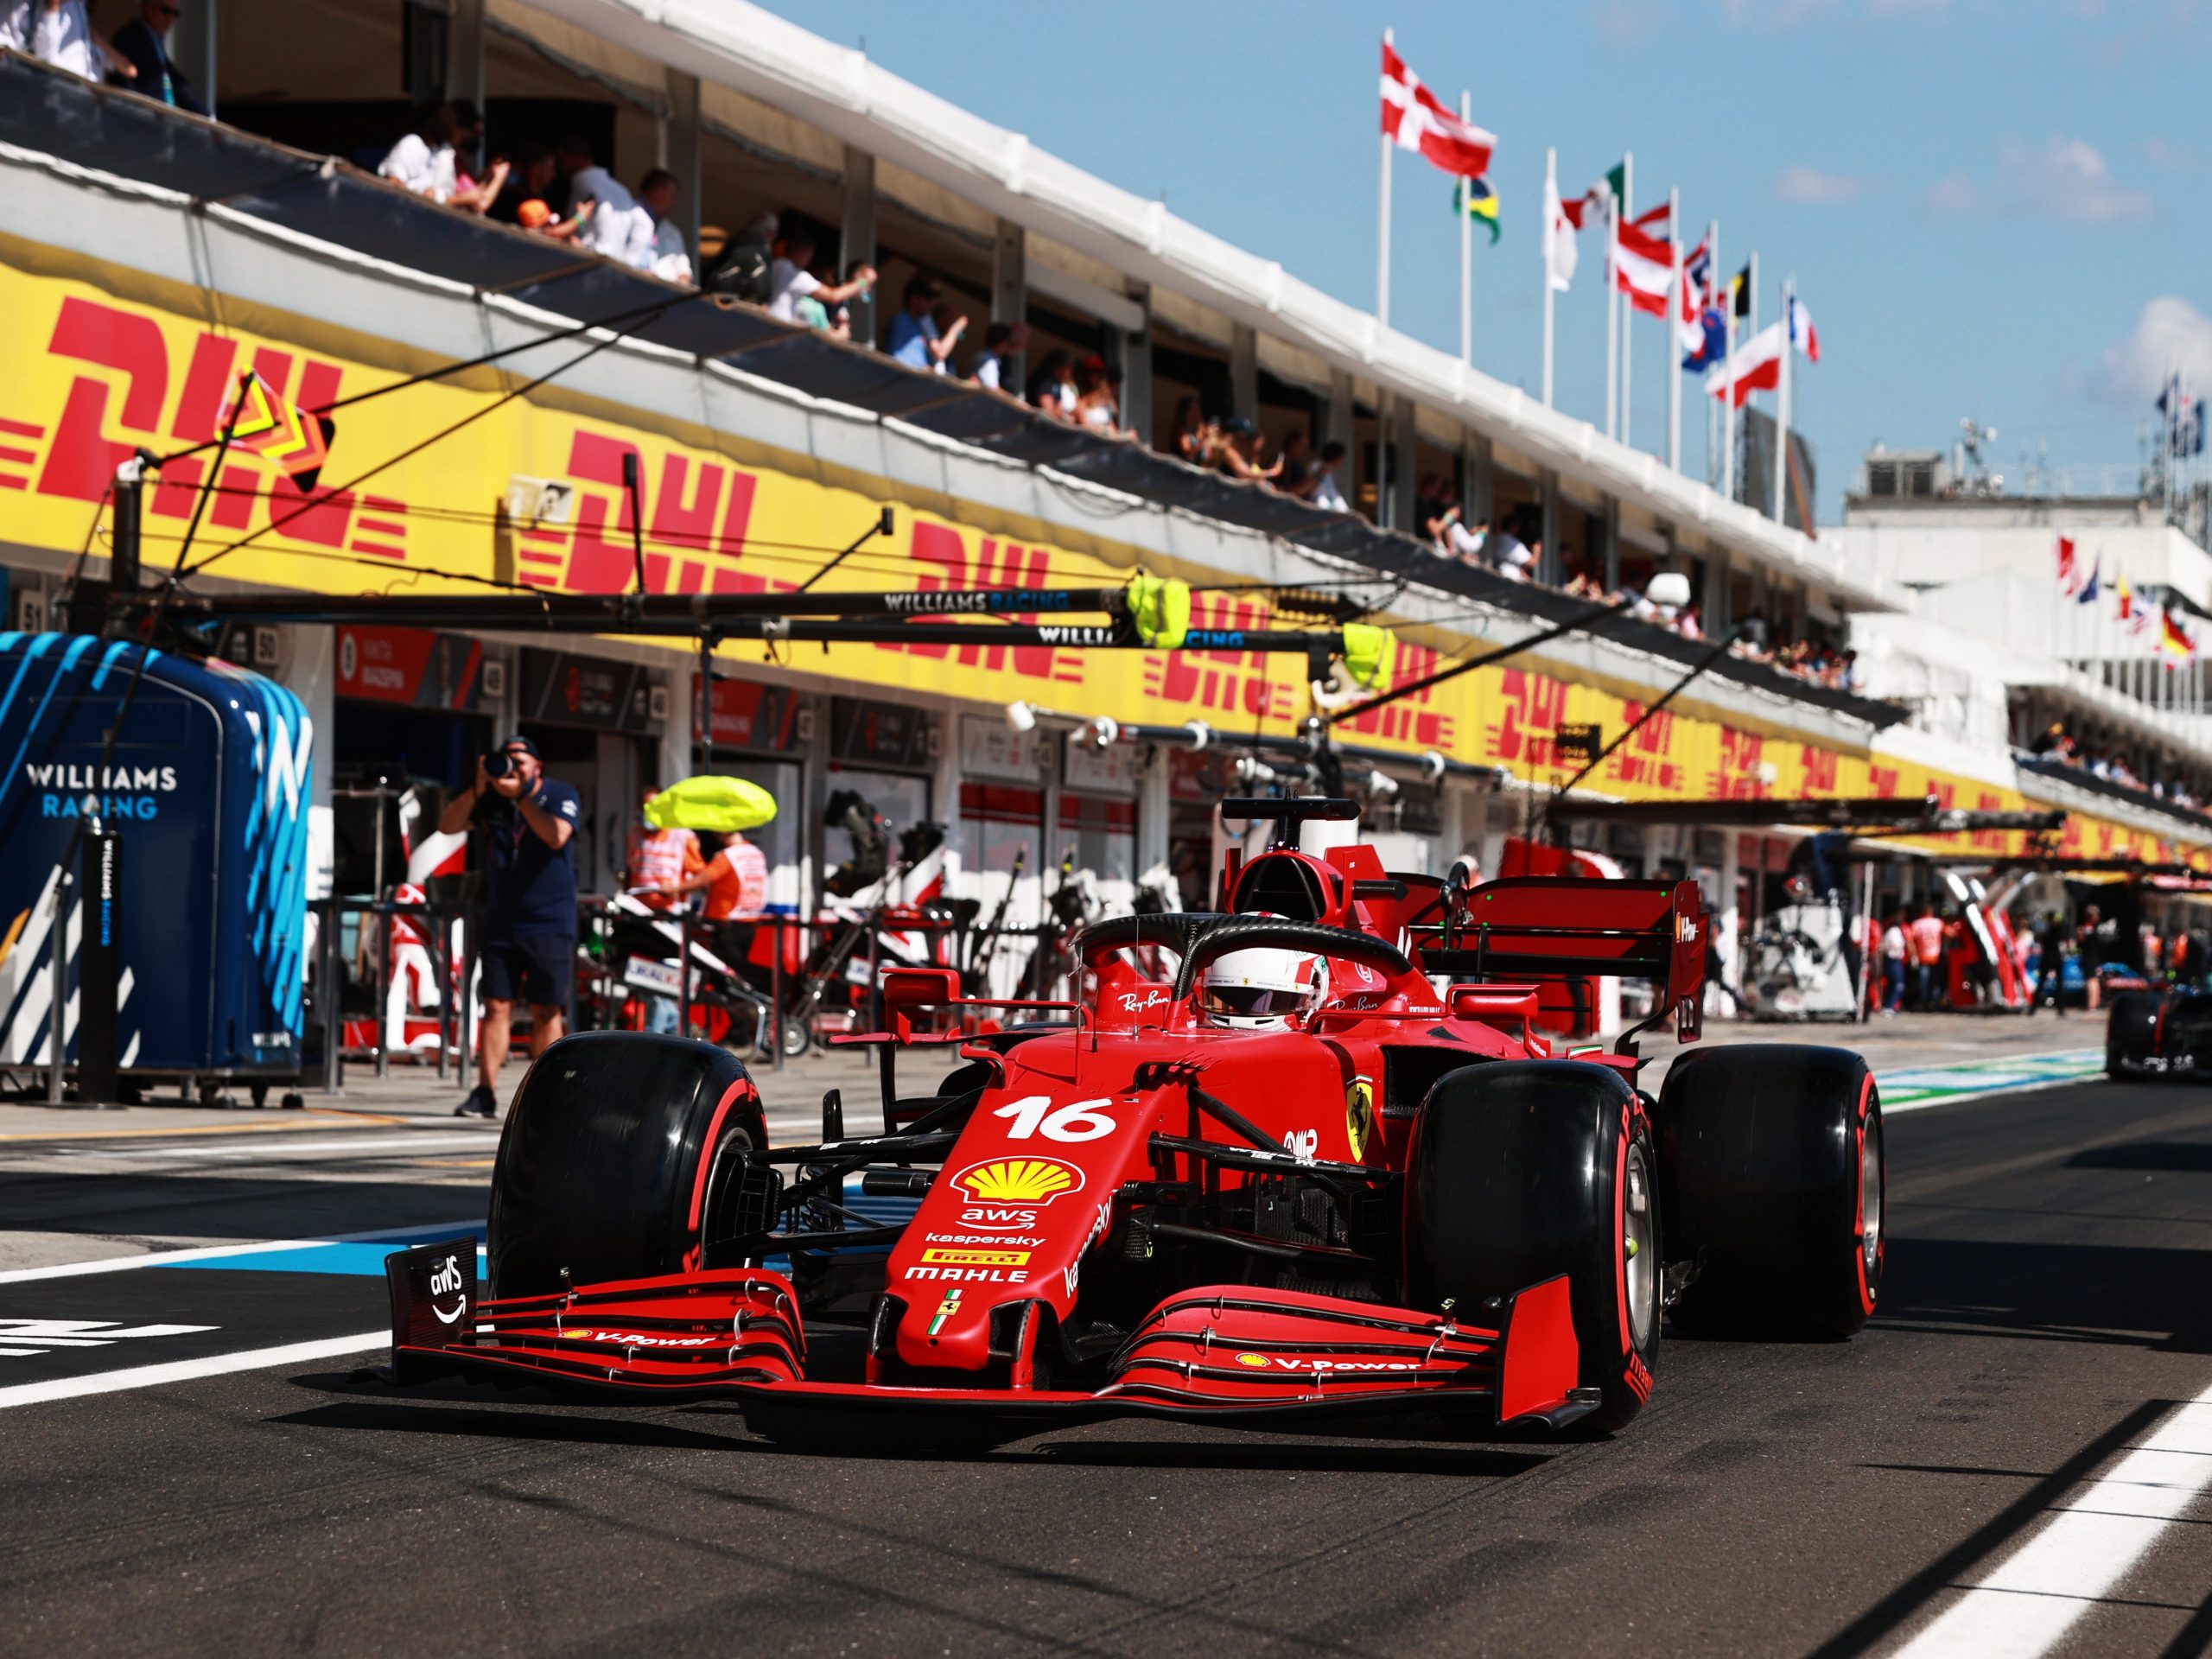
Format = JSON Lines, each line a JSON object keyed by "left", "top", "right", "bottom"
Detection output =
{"left": 1, "top": 1068, "right": 2209, "bottom": 1656}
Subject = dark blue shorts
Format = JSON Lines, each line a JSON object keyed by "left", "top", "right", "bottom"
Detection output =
{"left": 480, "top": 930, "right": 572, "bottom": 1009}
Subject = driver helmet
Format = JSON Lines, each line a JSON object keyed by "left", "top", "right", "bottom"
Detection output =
{"left": 1200, "top": 936, "right": 1326, "bottom": 1032}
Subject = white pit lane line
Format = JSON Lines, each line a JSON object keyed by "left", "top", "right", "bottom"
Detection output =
{"left": 0, "top": 1332, "right": 390, "bottom": 1410}
{"left": 1890, "top": 1382, "right": 2212, "bottom": 1657}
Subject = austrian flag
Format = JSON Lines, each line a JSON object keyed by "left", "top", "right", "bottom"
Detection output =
{"left": 1380, "top": 41, "right": 1495, "bottom": 178}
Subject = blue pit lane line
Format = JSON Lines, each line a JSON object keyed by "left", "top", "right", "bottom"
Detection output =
{"left": 168, "top": 1236, "right": 486, "bottom": 1277}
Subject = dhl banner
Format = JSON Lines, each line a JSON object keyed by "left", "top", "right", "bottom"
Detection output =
{"left": 0, "top": 246, "right": 2202, "bottom": 868}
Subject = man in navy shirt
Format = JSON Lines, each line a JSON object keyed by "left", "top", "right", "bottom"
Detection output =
{"left": 439, "top": 735, "right": 582, "bottom": 1117}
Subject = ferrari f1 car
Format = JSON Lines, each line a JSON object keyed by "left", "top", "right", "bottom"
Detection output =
{"left": 2106, "top": 986, "right": 2212, "bottom": 1078}
{"left": 387, "top": 798, "right": 1885, "bottom": 1443}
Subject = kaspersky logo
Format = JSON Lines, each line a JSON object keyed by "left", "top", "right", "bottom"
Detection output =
{"left": 951, "top": 1158, "right": 1085, "bottom": 1205}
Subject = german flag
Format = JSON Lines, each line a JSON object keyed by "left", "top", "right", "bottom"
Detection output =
{"left": 224, "top": 371, "right": 334, "bottom": 491}
{"left": 2161, "top": 606, "right": 2196, "bottom": 659}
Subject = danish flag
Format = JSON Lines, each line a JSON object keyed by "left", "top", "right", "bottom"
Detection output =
{"left": 1380, "top": 41, "right": 1495, "bottom": 179}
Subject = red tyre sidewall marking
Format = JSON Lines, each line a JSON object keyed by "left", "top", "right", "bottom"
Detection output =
{"left": 683, "top": 1076, "right": 761, "bottom": 1272}
{"left": 1612, "top": 1107, "right": 1631, "bottom": 1357}
{"left": 1853, "top": 1071, "right": 1879, "bottom": 1316}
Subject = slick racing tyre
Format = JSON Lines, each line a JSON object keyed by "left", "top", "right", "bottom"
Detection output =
{"left": 2106, "top": 990, "right": 2164, "bottom": 1078}
{"left": 1405, "top": 1061, "right": 1659, "bottom": 1434}
{"left": 487, "top": 1033, "right": 767, "bottom": 1298}
{"left": 1657, "top": 1044, "right": 1882, "bottom": 1339}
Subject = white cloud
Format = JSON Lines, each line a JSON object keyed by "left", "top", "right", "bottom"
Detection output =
{"left": 1775, "top": 165, "right": 1872, "bottom": 203}
{"left": 2092, "top": 297, "right": 2212, "bottom": 405}
{"left": 1923, "top": 136, "right": 2154, "bottom": 224}
{"left": 2145, "top": 136, "right": 2205, "bottom": 173}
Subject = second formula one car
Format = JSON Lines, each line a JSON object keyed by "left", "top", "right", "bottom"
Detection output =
{"left": 2106, "top": 985, "right": 2212, "bottom": 1078}
{"left": 386, "top": 797, "right": 1885, "bottom": 1446}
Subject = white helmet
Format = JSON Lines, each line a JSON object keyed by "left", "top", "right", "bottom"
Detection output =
{"left": 1201, "top": 941, "right": 1325, "bottom": 1031}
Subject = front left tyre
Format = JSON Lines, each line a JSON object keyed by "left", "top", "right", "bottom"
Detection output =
{"left": 487, "top": 1032, "right": 767, "bottom": 1298}
{"left": 2106, "top": 990, "right": 2164, "bottom": 1077}
{"left": 1403, "top": 1060, "right": 1659, "bottom": 1433}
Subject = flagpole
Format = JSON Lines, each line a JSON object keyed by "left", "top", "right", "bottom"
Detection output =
{"left": 1722, "top": 275, "right": 1738, "bottom": 505}
{"left": 1620, "top": 151, "right": 1635, "bottom": 450}
{"left": 1376, "top": 29, "right": 1393, "bottom": 528}
{"left": 1605, "top": 189, "right": 1618, "bottom": 440}
{"left": 1667, "top": 185, "right": 1682, "bottom": 473}
{"left": 1706, "top": 219, "right": 1720, "bottom": 486}
{"left": 1772, "top": 272, "right": 1793, "bottom": 524}
{"left": 1542, "top": 147, "right": 1557, "bottom": 409}
{"left": 1458, "top": 90, "right": 1472, "bottom": 367}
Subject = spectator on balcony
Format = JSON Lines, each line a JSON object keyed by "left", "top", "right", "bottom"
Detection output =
{"left": 3, "top": 0, "right": 134, "bottom": 84}
{"left": 764, "top": 226, "right": 874, "bottom": 325}
{"left": 1214, "top": 418, "right": 1281, "bottom": 485}
{"left": 1170, "top": 397, "right": 1211, "bottom": 466}
{"left": 1310, "top": 440, "right": 1351, "bottom": 512}
{"left": 442, "top": 101, "right": 508, "bottom": 216}
{"left": 927, "top": 300, "right": 969, "bottom": 374}
{"left": 1276, "top": 429, "right": 1317, "bottom": 500}
{"left": 1414, "top": 476, "right": 1455, "bottom": 548}
{"left": 969, "top": 321, "right": 1028, "bottom": 392}
{"left": 379, "top": 101, "right": 459, "bottom": 201}
{"left": 1485, "top": 516, "right": 1535, "bottom": 580}
{"left": 885, "top": 273, "right": 966, "bottom": 372}
{"left": 491, "top": 141, "right": 557, "bottom": 225}
{"left": 637, "top": 168, "right": 692, "bottom": 283}
{"left": 1075, "top": 358, "right": 1128, "bottom": 434}
{"left": 1027, "top": 349, "right": 1079, "bottom": 420}
{"left": 111, "top": 0, "right": 202, "bottom": 113}
{"left": 556, "top": 134, "right": 655, "bottom": 267}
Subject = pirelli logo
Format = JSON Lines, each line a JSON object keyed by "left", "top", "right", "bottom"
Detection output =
{"left": 920, "top": 1248, "right": 1032, "bottom": 1268}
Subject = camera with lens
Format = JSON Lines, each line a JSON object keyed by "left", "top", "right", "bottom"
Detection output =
{"left": 481, "top": 750, "right": 516, "bottom": 780}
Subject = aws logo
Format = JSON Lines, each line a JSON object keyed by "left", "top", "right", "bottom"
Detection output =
{"left": 950, "top": 1158, "right": 1085, "bottom": 1206}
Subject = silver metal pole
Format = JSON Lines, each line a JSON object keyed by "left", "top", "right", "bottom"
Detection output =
{"left": 1377, "top": 30, "right": 1394, "bottom": 331}
{"left": 1458, "top": 89, "right": 1473, "bottom": 366}
{"left": 45, "top": 868, "right": 68, "bottom": 1104}
{"left": 1773, "top": 274, "right": 1794, "bottom": 524}
{"left": 1605, "top": 192, "right": 1618, "bottom": 440}
{"left": 1706, "top": 219, "right": 1720, "bottom": 485}
{"left": 1541, "top": 147, "right": 1557, "bottom": 409}
{"left": 1667, "top": 186, "right": 1682, "bottom": 473}
{"left": 1620, "top": 152, "right": 1635, "bottom": 450}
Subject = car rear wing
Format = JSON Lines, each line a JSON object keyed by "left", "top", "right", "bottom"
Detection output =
{"left": 1412, "top": 877, "right": 1707, "bottom": 1049}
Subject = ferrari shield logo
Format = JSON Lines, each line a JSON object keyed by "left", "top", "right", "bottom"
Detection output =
{"left": 1345, "top": 1077, "right": 1376, "bottom": 1161}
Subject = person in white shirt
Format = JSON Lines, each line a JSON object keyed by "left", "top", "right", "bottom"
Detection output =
{"left": 379, "top": 103, "right": 458, "bottom": 202}
{"left": 763, "top": 226, "right": 874, "bottom": 325}
{"left": 1310, "top": 441, "right": 1351, "bottom": 512}
{"left": 555, "top": 136, "right": 656, "bottom": 268}
{"left": 636, "top": 168, "right": 692, "bottom": 284}
{"left": 1, "top": 0, "right": 134, "bottom": 83}
{"left": 970, "top": 321, "right": 1028, "bottom": 391}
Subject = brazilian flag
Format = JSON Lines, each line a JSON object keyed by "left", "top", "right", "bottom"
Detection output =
{"left": 1452, "top": 176, "right": 1500, "bottom": 246}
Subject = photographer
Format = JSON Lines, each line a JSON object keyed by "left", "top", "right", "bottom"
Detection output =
{"left": 441, "top": 736, "right": 581, "bottom": 1118}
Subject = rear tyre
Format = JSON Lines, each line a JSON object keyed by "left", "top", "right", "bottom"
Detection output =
{"left": 1404, "top": 1061, "right": 1659, "bottom": 1434}
{"left": 487, "top": 1032, "right": 767, "bottom": 1299}
{"left": 1657, "top": 1044, "right": 1882, "bottom": 1339}
{"left": 2106, "top": 991, "right": 2164, "bottom": 1077}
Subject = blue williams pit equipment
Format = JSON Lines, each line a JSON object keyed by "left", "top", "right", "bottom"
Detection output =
{"left": 0, "top": 633, "right": 312, "bottom": 1084}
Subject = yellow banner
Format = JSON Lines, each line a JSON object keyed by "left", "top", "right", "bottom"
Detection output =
{"left": 0, "top": 251, "right": 2201, "bottom": 867}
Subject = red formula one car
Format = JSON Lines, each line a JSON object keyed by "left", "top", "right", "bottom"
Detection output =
{"left": 387, "top": 798, "right": 1885, "bottom": 1443}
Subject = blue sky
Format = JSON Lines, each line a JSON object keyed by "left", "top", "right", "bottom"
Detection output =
{"left": 757, "top": 0, "right": 2212, "bottom": 521}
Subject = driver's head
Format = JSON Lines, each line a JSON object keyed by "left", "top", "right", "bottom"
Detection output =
{"left": 1200, "top": 941, "right": 1324, "bottom": 1032}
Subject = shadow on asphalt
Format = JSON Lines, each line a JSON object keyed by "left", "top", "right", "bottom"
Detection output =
{"left": 2063, "top": 1139, "right": 2212, "bottom": 1173}
{"left": 0, "top": 1170, "right": 483, "bottom": 1237}
{"left": 1876, "top": 1236, "right": 2212, "bottom": 1353}
{"left": 271, "top": 1398, "right": 750, "bottom": 1452}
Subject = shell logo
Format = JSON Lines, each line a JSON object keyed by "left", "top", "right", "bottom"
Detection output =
{"left": 951, "top": 1158, "right": 1085, "bottom": 1205}
{"left": 1234, "top": 1352, "right": 1272, "bottom": 1370}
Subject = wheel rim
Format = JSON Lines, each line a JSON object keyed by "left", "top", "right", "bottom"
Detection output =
{"left": 1625, "top": 1141, "right": 1657, "bottom": 1349}
{"left": 1860, "top": 1116, "right": 1885, "bottom": 1274}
